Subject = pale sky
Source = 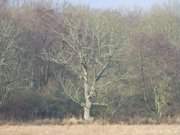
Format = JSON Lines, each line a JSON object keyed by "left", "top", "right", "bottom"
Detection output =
{"left": 68, "top": 0, "right": 168, "bottom": 10}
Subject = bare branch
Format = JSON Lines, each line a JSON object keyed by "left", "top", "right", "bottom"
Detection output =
{"left": 96, "top": 63, "right": 110, "bottom": 82}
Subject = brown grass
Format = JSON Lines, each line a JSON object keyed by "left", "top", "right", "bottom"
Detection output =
{"left": 0, "top": 125, "right": 180, "bottom": 135}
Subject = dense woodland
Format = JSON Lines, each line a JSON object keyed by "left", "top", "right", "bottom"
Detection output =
{"left": 0, "top": 0, "right": 180, "bottom": 122}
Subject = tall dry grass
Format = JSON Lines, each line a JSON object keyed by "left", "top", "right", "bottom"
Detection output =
{"left": 0, "top": 125, "right": 180, "bottom": 135}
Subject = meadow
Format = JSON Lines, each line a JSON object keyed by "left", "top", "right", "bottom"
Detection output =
{"left": 0, "top": 125, "right": 180, "bottom": 135}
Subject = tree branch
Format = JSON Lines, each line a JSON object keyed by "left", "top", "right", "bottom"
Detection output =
{"left": 96, "top": 63, "right": 110, "bottom": 82}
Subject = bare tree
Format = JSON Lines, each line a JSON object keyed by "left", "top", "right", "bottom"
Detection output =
{"left": 39, "top": 8, "right": 116, "bottom": 120}
{"left": 0, "top": 13, "right": 21, "bottom": 106}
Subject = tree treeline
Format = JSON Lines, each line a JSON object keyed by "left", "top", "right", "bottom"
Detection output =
{"left": 0, "top": 0, "right": 180, "bottom": 122}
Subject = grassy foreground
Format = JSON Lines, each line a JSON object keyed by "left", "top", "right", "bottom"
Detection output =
{"left": 0, "top": 125, "right": 180, "bottom": 135}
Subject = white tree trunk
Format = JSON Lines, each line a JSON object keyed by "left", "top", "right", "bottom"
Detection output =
{"left": 83, "top": 99, "right": 92, "bottom": 121}
{"left": 82, "top": 64, "right": 93, "bottom": 121}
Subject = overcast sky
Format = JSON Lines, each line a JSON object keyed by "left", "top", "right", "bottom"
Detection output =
{"left": 67, "top": 0, "right": 168, "bottom": 10}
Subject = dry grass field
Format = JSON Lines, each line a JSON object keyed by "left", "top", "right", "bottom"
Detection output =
{"left": 0, "top": 125, "right": 180, "bottom": 135}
